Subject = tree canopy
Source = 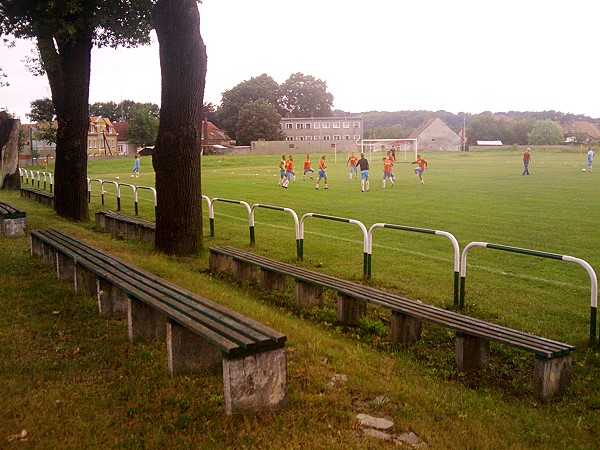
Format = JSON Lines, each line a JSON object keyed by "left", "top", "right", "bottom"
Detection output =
{"left": 235, "top": 99, "right": 285, "bottom": 146}
{"left": 27, "top": 97, "right": 55, "bottom": 122}
{"left": 127, "top": 103, "right": 159, "bottom": 146}
{"left": 278, "top": 72, "right": 333, "bottom": 117}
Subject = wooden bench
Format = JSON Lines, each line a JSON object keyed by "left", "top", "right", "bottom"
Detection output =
{"left": 209, "top": 245, "right": 575, "bottom": 400}
{"left": 30, "top": 229, "right": 288, "bottom": 414}
{"left": 20, "top": 187, "right": 55, "bottom": 208}
{"left": 0, "top": 201, "right": 26, "bottom": 237}
{"left": 95, "top": 210, "right": 155, "bottom": 244}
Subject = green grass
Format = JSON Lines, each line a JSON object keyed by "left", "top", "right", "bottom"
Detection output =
{"left": 2, "top": 147, "right": 600, "bottom": 448}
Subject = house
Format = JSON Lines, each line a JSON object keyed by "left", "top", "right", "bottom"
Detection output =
{"left": 554, "top": 121, "right": 600, "bottom": 144}
{"left": 20, "top": 122, "right": 57, "bottom": 160}
{"left": 408, "top": 118, "right": 462, "bottom": 151}
{"left": 280, "top": 115, "right": 364, "bottom": 143}
{"left": 201, "top": 121, "right": 235, "bottom": 148}
{"left": 88, "top": 116, "right": 118, "bottom": 156}
{"left": 113, "top": 122, "right": 137, "bottom": 155}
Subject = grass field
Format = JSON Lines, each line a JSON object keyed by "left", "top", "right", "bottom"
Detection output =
{"left": 2, "top": 147, "right": 600, "bottom": 448}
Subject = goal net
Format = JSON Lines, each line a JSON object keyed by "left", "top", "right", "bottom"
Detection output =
{"left": 356, "top": 139, "right": 418, "bottom": 163}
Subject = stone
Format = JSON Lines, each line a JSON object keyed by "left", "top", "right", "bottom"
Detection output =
{"left": 356, "top": 413, "right": 394, "bottom": 430}
{"left": 362, "top": 428, "right": 392, "bottom": 440}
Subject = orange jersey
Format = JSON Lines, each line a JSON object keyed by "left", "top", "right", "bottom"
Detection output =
{"left": 416, "top": 157, "right": 427, "bottom": 170}
{"left": 285, "top": 159, "right": 293, "bottom": 172}
{"left": 348, "top": 155, "right": 358, "bottom": 167}
{"left": 383, "top": 159, "right": 393, "bottom": 173}
{"left": 304, "top": 158, "right": 311, "bottom": 170}
{"left": 319, "top": 159, "right": 327, "bottom": 170}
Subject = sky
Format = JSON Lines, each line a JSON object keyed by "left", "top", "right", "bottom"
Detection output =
{"left": 1, "top": 0, "right": 599, "bottom": 122}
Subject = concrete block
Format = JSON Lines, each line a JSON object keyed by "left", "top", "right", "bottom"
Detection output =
{"left": 95, "top": 212, "right": 106, "bottom": 230}
{"left": 209, "top": 252, "right": 233, "bottom": 275}
{"left": 337, "top": 293, "right": 366, "bottom": 326}
{"left": 166, "top": 320, "right": 222, "bottom": 375}
{"left": 75, "top": 264, "right": 97, "bottom": 296}
{"left": 260, "top": 269, "right": 287, "bottom": 292}
{"left": 390, "top": 311, "right": 422, "bottom": 346}
{"left": 455, "top": 332, "right": 490, "bottom": 371}
{"left": 127, "top": 296, "right": 167, "bottom": 342}
{"left": 1, "top": 217, "right": 26, "bottom": 237}
{"left": 223, "top": 347, "right": 288, "bottom": 415}
{"left": 96, "top": 277, "right": 128, "bottom": 319}
{"left": 295, "top": 280, "right": 323, "bottom": 308}
{"left": 534, "top": 354, "right": 572, "bottom": 400}
{"left": 233, "top": 259, "right": 257, "bottom": 284}
{"left": 56, "top": 252, "right": 75, "bottom": 282}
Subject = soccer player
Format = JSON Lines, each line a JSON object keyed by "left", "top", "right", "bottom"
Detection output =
{"left": 278, "top": 154, "right": 286, "bottom": 186}
{"left": 412, "top": 154, "right": 428, "bottom": 184}
{"left": 522, "top": 148, "right": 531, "bottom": 175}
{"left": 132, "top": 154, "right": 140, "bottom": 178}
{"left": 303, "top": 154, "right": 315, "bottom": 180}
{"left": 316, "top": 155, "right": 328, "bottom": 190}
{"left": 386, "top": 150, "right": 396, "bottom": 182}
{"left": 587, "top": 146, "right": 594, "bottom": 172}
{"left": 356, "top": 153, "right": 370, "bottom": 192}
{"left": 347, "top": 152, "right": 358, "bottom": 179}
{"left": 382, "top": 156, "right": 394, "bottom": 188}
{"left": 283, "top": 155, "right": 294, "bottom": 188}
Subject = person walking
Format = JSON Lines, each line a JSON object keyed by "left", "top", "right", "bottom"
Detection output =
{"left": 316, "top": 155, "right": 328, "bottom": 190}
{"left": 522, "top": 148, "right": 531, "bottom": 175}
{"left": 356, "top": 153, "right": 370, "bottom": 192}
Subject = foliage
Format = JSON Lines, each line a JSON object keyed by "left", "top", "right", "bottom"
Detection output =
{"left": 217, "top": 73, "right": 280, "bottom": 140}
{"left": 27, "top": 97, "right": 55, "bottom": 122}
{"left": 89, "top": 101, "right": 119, "bottom": 121}
{"left": 235, "top": 99, "right": 285, "bottom": 146}
{"left": 466, "top": 113, "right": 506, "bottom": 144}
{"left": 527, "top": 120, "right": 565, "bottom": 145}
{"left": 89, "top": 100, "right": 159, "bottom": 122}
{"left": 127, "top": 103, "right": 159, "bottom": 146}
{"left": 505, "top": 118, "right": 536, "bottom": 145}
{"left": 372, "top": 123, "right": 414, "bottom": 139}
{"left": 278, "top": 72, "right": 334, "bottom": 118}
{"left": 32, "top": 121, "right": 57, "bottom": 144}
{"left": 202, "top": 102, "right": 219, "bottom": 127}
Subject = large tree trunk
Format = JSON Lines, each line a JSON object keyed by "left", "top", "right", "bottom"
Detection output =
{"left": 152, "top": 0, "right": 206, "bottom": 255}
{"left": 38, "top": 28, "right": 92, "bottom": 221}
{"left": 0, "top": 112, "right": 21, "bottom": 190}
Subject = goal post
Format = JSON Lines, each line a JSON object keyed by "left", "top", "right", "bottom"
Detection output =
{"left": 356, "top": 138, "right": 418, "bottom": 163}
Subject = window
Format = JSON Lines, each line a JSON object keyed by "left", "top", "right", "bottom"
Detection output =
{"left": 305, "top": 123, "right": 311, "bottom": 129}
{"left": 306, "top": 136, "right": 313, "bottom": 140}
{"left": 285, "top": 123, "right": 293, "bottom": 129}
{"left": 333, "top": 135, "right": 341, "bottom": 140}
{"left": 295, "top": 136, "right": 304, "bottom": 140}
{"left": 314, "top": 122, "right": 321, "bottom": 129}
{"left": 322, "top": 122, "right": 330, "bottom": 129}
{"left": 296, "top": 123, "right": 304, "bottom": 129}
{"left": 344, "top": 135, "right": 351, "bottom": 140}
{"left": 286, "top": 136, "right": 294, "bottom": 141}
{"left": 323, "top": 135, "right": 331, "bottom": 140}
{"left": 333, "top": 122, "right": 340, "bottom": 129}
{"left": 314, "top": 136, "right": 321, "bottom": 140}
{"left": 353, "top": 135, "right": 361, "bottom": 141}
{"left": 353, "top": 121, "right": 360, "bottom": 128}
{"left": 343, "top": 122, "right": 350, "bottom": 128}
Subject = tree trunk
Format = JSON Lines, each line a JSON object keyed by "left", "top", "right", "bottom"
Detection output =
{"left": 0, "top": 112, "right": 21, "bottom": 190}
{"left": 152, "top": 0, "right": 206, "bottom": 255}
{"left": 38, "top": 29, "right": 92, "bottom": 221}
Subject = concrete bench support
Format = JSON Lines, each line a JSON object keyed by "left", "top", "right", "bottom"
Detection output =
{"left": 534, "top": 354, "right": 572, "bottom": 400}
{"left": 97, "top": 277, "right": 128, "bottom": 318}
{"left": 209, "top": 252, "right": 234, "bottom": 275}
{"left": 1, "top": 217, "right": 26, "bottom": 237}
{"left": 337, "top": 293, "right": 366, "bottom": 326}
{"left": 455, "top": 332, "right": 490, "bottom": 371}
{"left": 390, "top": 311, "right": 423, "bottom": 346}
{"left": 260, "top": 268, "right": 287, "bottom": 292}
{"left": 127, "top": 296, "right": 167, "bottom": 342}
{"left": 295, "top": 280, "right": 323, "bottom": 308}
{"left": 56, "top": 252, "right": 75, "bottom": 281}
{"left": 75, "top": 265, "right": 97, "bottom": 297}
{"left": 233, "top": 259, "right": 258, "bottom": 284}
{"left": 166, "top": 319, "right": 222, "bottom": 375}
{"left": 223, "top": 347, "right": 288, "bottom": 414}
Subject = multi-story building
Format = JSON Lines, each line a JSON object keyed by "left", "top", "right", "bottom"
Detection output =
{"left": 88, "top": 116, "right": 118, "bottom": 156}
{"left": 280, "top": 115, "right": 364, "bottom": 142}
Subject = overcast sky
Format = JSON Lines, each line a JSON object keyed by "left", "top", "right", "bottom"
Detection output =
{"left": 1, "top": 0, "right": 598, "bottom": 122}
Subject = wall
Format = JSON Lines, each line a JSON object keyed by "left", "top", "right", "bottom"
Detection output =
{"left": 417, "top": 119, "right": 462, "bottom": 152}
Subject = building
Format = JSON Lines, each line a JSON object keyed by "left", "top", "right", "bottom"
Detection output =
{"left": 409, "top": 117, "right": 462, "bottom": 151}
{"left": 280, "top": 115, "right": 364, "bottom": 143}
{"left": 113, "top": 122, "right": 137, "bottom": 156}
{"left": 88, "top": 116, "right": 118, "bottom": 156}
{"left": 201, "top": 121, "right": 235, "bottom": 148}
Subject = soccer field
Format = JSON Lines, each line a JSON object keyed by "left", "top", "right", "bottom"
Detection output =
{"left": 84, "top": 148, "right": 600, "bottom": 346}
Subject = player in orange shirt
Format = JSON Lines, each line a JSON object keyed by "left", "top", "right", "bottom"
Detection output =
{"left": 387, "top": 150, "right": 396, "bottom": 182}
{"left": 382, "top": 156, "right": 394, "bottom": 188}
{"left": 282, "top": 155, "right": 295, "bottom": 188}
{"left": 303, "top": 154, "right": 314, "bottom": 180}
{"left": 347, "top": 153, "right": 358, "bottom": 179}
{"left": 316, "top": 155, "right": 328, "bottom": 190}
{"left": 412, "top": 154, "right": 428, "bottom": 184}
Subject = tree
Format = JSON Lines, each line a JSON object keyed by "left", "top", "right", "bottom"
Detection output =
{"left": 0, "top": 0, "right": 154, "bottom": 221}
{"left": 152, "top": 0, "right": 206, "bottom": 255}
{"left": 466, "top": 113, "right": 507, "bottom": 145}
{"left": 217, "top": 73, "right": 280, "bottom": 140}
{"left": 528, "top": 120, "right": 565, "bottom": 145}
{"left": 27, "top": 97, "right": 55, "bottom": 122}
{"left": 127, "top": 103, "right": 159, "bottom": 147}
{"left": 235, "top": 99, "right": 285, "bottom": 145}
{"left": 89, "top": 101, "right": 119, "bottom": 121}
{"left": 202, "top": 102, "right": 219, "bottom": 126}
{"left": 278, "top": 72, "right": 334, "bottom": 117}
{"left": 505, "top": 118, "right": 536, "bottom": 145}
